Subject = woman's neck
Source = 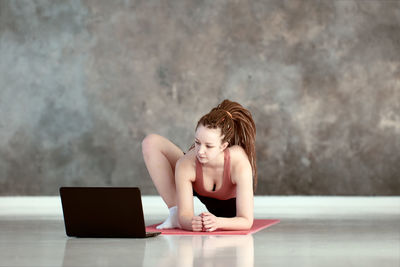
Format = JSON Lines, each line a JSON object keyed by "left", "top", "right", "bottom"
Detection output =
{"left": 202, "top": 149, "right": 225, "bottom": 169}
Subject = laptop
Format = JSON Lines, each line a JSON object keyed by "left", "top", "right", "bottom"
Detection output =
{"left": 59, "top": 187, "right": 160, "bottom": 238}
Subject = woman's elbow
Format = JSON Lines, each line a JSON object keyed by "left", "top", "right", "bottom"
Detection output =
{"left": 245, "top": 220, "right": 253, "bottom": 230}
{"left": 241, "top": 217, "right": 254, "bottom": 230}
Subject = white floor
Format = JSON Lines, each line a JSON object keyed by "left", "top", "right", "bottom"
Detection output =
{"left": 0, "top": 196, "right": 399, "bottom": 267}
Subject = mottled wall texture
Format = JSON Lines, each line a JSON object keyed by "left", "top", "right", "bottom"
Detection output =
{"left": 1, "top": 0, "right": 399, "bottom": 196}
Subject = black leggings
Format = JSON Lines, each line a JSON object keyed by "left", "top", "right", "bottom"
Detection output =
{"left": 193, "top": 189, "right": 236, "bottom": 218}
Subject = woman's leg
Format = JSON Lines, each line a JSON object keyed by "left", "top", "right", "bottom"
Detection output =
{"left": 142, "top": 134, "right": 184, "bottom": 208}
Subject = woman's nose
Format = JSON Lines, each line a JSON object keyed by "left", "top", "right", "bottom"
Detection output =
{"left": 198, "top": 145, "right": 205, "bottom": 154}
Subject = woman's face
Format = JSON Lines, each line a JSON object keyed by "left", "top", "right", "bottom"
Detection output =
{"left": 194, "top": 124, "right": 228, "bottom": 164}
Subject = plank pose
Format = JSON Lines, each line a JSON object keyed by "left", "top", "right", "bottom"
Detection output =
{"left": 142, "top": 99, "right": 257, "bottom": 232}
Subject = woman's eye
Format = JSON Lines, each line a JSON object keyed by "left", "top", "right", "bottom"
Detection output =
{"left": 195, "top": 141, "right": 212, "bottom": 148}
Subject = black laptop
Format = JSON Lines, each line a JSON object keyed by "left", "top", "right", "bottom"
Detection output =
{"left": 59, "top": 187, "right": 160, "bottom": 238}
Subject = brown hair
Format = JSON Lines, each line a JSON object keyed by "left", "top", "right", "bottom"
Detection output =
{"left": 189, "top": 99, "right": 257, "bottom": 191}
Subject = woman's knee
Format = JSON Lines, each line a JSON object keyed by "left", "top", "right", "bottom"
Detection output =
{"left": 141, "top": 134, "right": 162, "bottom": 156}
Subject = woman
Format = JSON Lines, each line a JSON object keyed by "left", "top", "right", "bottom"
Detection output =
{"left": 142, "top": 99, "right": 257, "bottom": 232}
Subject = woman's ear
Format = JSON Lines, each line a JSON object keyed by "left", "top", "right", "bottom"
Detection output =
{"left": 221, "top": 141, "right": 229, "bottom": 151}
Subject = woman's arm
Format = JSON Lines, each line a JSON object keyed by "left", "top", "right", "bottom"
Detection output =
{"left": 202, "top": 148, "right": 254, "bottom": 231}
{"left": 175, "top": 157, "right": 203, "bottom": 231}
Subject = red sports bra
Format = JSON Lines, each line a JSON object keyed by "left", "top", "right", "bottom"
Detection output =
{"left": 193, "top": 148, "right": 236, "bottom": 200}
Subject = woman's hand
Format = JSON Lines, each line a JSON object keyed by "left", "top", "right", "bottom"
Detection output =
{"left": 201, "top": 212, "right": 219, "bottom": 232}
{"left": 191, "top": 215, "right": 203, "bottom": 232}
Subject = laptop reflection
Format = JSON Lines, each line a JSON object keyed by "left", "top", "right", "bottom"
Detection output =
{"left": 62, "top": 238, "right": 146, "bottom": 267}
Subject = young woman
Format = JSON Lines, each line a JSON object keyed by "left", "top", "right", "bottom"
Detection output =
{"left": 142, "top": 99, "right": 257, "bottom": 232}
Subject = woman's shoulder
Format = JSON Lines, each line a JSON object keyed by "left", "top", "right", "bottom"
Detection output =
{"left": 176, "top": 149, "right": 196, "bottom": 179}
{"left": 228, "top": 145, "right": 249, "bottom": 162}
{"left": 228, "top": 146, "right": 252, "bottom": 184}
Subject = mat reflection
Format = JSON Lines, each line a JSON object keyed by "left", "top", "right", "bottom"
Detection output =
{"left": 157, "top": 235, "right": 254, "bottom": 267}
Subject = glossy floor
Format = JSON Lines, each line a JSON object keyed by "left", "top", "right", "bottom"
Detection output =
{"left": 0, "top": 196, "right": 399, "bottom": 267}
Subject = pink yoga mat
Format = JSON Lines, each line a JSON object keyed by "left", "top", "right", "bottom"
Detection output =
{"left": 146, "top": 219, "right": 280, "bottom": 235}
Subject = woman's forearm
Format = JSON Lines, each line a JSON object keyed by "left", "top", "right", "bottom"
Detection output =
{"left": 178, "top": 214, "right": 194, "bottom": 231}
{"left": 217, "top": 216, "right": 253, "bottom": 231}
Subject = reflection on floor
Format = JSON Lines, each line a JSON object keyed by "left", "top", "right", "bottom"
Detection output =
{"left": 62, "top": 234, "right": 254, "bottom": 267}
{"left": 0, "top": 196, "right": 399, "bottom": 267}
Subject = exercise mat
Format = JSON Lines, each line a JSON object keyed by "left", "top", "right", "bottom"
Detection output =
{"left": 146, "top": 219, "right": 280, "bottom": 235}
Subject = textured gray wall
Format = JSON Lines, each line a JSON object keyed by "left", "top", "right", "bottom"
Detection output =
{"left": 1, "top": 0, "right": 399, "bottom": 196}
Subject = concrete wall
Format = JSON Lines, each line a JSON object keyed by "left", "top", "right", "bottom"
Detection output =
{"left": 1, "top": 0, "right": 399, "bottom": 196}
